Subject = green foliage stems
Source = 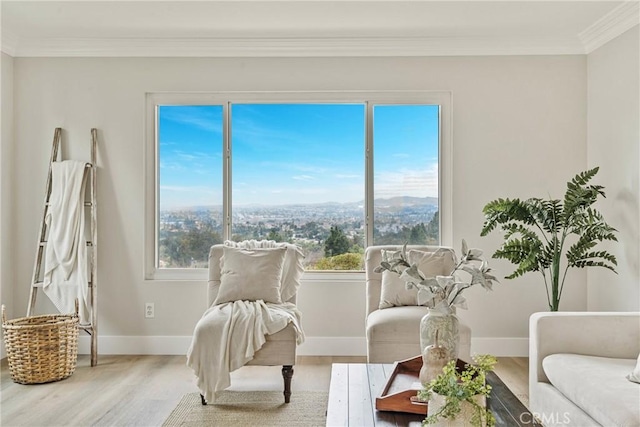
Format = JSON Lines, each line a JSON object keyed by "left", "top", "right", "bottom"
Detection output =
{"left": 481, "top": 168, "right": 618, "bottom": 311}
{"left": 418, "top": 354, "right": 497, "bottom": 427}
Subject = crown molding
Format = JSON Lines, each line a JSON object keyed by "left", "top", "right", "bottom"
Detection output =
{"left": 580, "top": 1, "right": 640, "bottom": 53}
{"left": 1, "top": 30, "right": 18, "bottom": 57}
{"left": 3, "top": 35, "right": 586, "bottom": 58}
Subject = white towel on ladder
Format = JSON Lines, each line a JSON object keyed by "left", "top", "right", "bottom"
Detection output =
{"left": 43, "top": 160, "right": 90, "bottom": 324}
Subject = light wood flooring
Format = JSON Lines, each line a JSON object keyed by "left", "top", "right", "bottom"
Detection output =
{"left": 1, "top": 355, "right": 529, "bottom": 427}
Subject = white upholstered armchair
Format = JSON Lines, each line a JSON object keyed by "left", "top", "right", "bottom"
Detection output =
{"left": 188, "top": 242, "right": 304, "bottom": 404}
{"left": 365, "top": 245, "right": 472, "bottom": 363}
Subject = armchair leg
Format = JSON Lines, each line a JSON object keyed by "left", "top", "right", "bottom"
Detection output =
{"left": 282, "top": 365, "right": 294, "bottom": 403}
{"left": 200, "top": 393, "right": 207, "bottom": 405}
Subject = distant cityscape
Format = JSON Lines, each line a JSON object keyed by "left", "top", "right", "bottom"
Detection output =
{"left": 159, "top": 196, "right": 439, "bottom": 270}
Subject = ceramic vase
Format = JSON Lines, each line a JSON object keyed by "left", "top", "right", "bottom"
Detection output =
{"left": 419, "top": 308, "right": 460, "bottom": 362}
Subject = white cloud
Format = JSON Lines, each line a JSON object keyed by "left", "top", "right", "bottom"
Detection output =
{"left": 162, "top": 108, "right": 222, "bottom": 133}
{"left": 292, "top": 175, "right": 315, "bottom": 181}
{"left": 375, "top": 163, "right": 438, "bottom": 198}
{"left": 291, "top": 164, "right": 328, "bottom": 174}
{"left": 159, "top": 185, "right": 221, "bottom": 209}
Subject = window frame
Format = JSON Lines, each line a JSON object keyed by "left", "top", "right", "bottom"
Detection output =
{"left": 144, "top": 91, "right": 452, "bottom": 281}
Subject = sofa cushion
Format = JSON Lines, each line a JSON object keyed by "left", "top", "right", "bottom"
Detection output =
{"left": 531, "top": 382, "right": 600, "bottom": 427}
{"left": 543, "top": 354, "right": 640, "bottom": 427}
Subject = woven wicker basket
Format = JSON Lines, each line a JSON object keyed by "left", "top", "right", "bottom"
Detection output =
{"left": 1, "top": 304, "right": 79, "bottom": 384}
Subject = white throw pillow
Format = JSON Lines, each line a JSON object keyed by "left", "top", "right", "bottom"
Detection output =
{"left": 222, "top": 240, "right": 305, "bottom": 302}
{"left": 279, "top": 245, "right": 305, "bottom": 303}
{"left": 379, "top": 249, "right": 454, "bottom": 309}
{"left": 627, "top": 354, "right": 640, "bottom": 384}
{"left": 213, "top": 246, "right": 287, "bottom": 305}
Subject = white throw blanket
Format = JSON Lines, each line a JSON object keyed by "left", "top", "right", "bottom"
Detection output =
{"left": 43, "top": 160, "right": 90, "bottom": 324}
{"left": 186, "top": 300, "right": 304, "bottom": 403}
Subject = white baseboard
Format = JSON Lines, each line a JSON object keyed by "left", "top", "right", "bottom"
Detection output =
{"left": 297, "top": 337, "right": 367, "bottom": 356}
{"left": 75, "top": 336, "right": 528, "bottom": 357}
{"left": 471, "top": 338, "right": 529, "bottom": 357}
{"left": 77, "top": 335, "right": 192, "bottom": 355}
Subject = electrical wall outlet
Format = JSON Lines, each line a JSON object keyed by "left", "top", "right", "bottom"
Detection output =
{"left": 145, "top": 302, "right": 155, "bottom": 318}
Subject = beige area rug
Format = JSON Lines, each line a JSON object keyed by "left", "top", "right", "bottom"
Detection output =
{"left": 162, "top": 391, "right": 328, "bottom": 427}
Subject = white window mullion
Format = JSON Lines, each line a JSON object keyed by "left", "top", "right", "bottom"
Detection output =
{"left": 365, "top": 101, "right": 374, "bottom": 247}
{"left": 223, "top": 102, "right": 232, "bottom": 241}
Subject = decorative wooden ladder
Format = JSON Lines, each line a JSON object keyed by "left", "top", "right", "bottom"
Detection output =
{"left": 27, "top": 128, "right": 99, "bottom": 367}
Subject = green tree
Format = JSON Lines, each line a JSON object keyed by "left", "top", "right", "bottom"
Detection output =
{"left": 409, "top": 223, "right": 428, "bottom": 244}
{"left": 163, "top": 228, "right": 223, "bottom": 267}
{"left": 267, "top": 229, "right": 287, "bottom": 242}
{"left": 427, "top": 211, "right": 439, "bottom": 241}
{"left": 324, "top": 226, "right": 350, "bottom": 257}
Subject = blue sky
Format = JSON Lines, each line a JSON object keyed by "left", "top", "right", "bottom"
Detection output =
{"left": 159, "top": 103, "right": 439, "bottom": 209}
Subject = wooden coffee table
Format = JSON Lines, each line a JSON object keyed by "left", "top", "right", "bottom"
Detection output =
{"left": 326, "top": 362, "right": 542, "bottom": 426}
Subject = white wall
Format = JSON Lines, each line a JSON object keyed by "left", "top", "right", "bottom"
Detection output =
{"left": 9, "top": 55, "right": 587, "bottom": 356}
{"left": 1, "top": 52, "right": 14, "bottom": 358}
{"left": 587, "top": 26, "right": 640, "bottom": 311}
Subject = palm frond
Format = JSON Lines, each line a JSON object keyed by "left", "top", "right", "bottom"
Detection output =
{"left": 493, "top": 238, "right": 543, "bottom": 279}
{"left": 569, "top": 208, "right": 618, "bottom": 242}
{"left": 570, "top": 259, "right": 618, "bottom": 272}
{"left": 566, "top": 235, "right": 597, "bottom": 263}
{"left": 568, "top": 250, "right": 617, "bottom": 271}
{"left": 502, "top": 223, "right": 538, "bottom": 241}
{"left": 504, "top": 250, "right": 540, "bottom": 279}
{"left": 481, "top": 198, "right": 535, "bottom": 236}
{"left": 563, "top": 167, "right": 607, "bottom": 223}
{"left": 527, "top": 198, "right": 563, "bottom": 234}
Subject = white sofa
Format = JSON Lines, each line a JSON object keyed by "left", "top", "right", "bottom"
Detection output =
{"left": 529, "top": 312, "right": 640, "bottom": 426}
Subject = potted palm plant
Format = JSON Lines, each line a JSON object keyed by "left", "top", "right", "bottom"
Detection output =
{"left": 480, "top": 167, "right": 617, "bottom": 311}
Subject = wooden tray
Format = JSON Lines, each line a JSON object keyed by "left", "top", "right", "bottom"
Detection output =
{"left": 375, "top": 355, "right": 428, "bottom": 415}
{"left": 375, "top": 356, "right": 469, "bottom": 415}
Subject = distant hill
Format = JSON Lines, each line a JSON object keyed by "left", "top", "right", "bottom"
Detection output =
{"left": 164, "top": 196, "right": 438, "bottom": 212}
{"left": 373, "top": 196, "right": 438, "bottom": 208}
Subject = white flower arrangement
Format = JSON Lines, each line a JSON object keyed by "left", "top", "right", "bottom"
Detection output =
{"left": 374, "top": 240, "right": 498, "bottom": 314}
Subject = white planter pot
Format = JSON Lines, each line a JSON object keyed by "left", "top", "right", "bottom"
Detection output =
{"left": 427, "top": 393, "right": 487, "bottom": 427}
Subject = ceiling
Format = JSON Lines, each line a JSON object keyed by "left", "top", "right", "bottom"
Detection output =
{"left": 1, "top": 1, "right": 638, "bottom": 57}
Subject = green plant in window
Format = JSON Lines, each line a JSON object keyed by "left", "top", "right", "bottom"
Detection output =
{"left": 312, "top": 253, "right": 363, "bottom": 270}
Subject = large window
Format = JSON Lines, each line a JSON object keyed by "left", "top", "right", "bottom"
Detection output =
{"left": 145, "top": 92, "right": 451, "bottom": 279}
